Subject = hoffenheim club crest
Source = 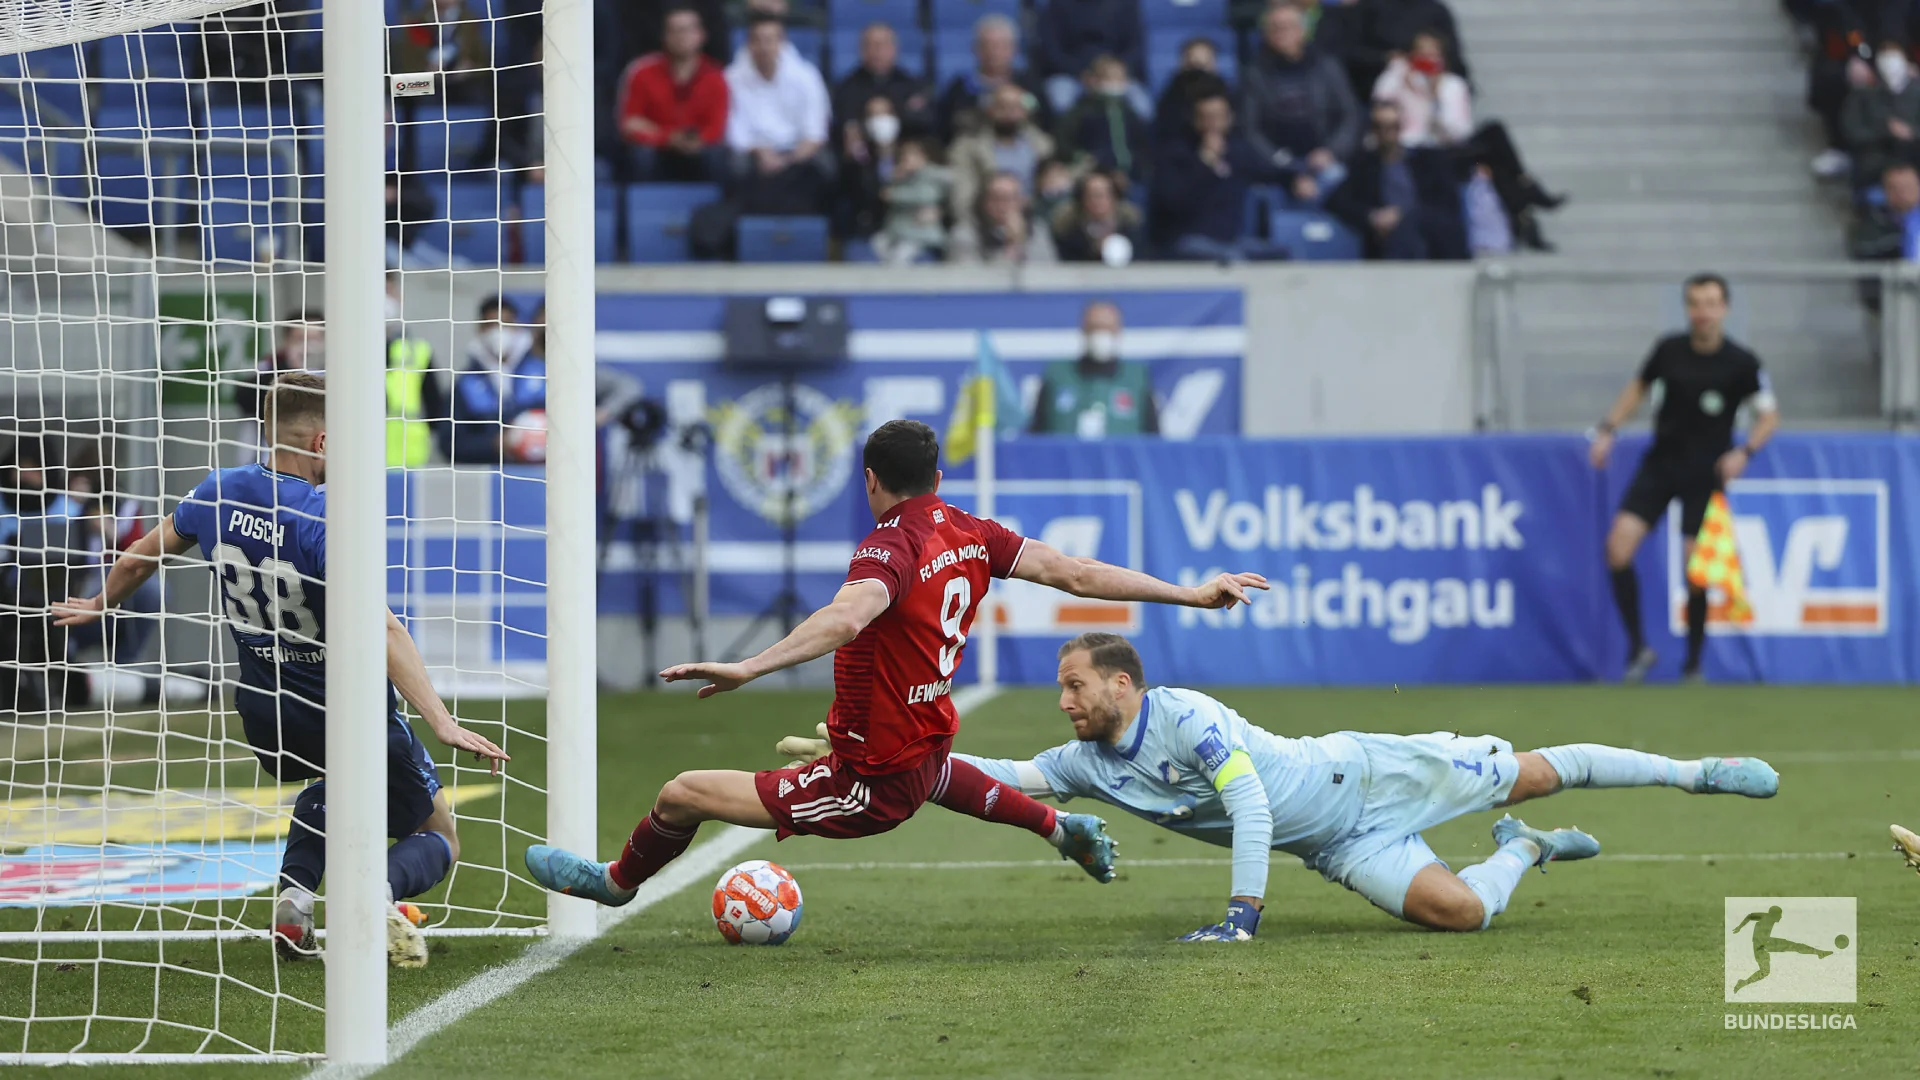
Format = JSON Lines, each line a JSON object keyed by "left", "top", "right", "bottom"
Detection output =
{"left": 711, "top": 383, "right": 862, "bottom": 526}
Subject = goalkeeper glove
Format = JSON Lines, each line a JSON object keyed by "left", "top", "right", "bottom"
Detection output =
{"left": 1177, "top": 901, "right": 1261, "bottom": 943}
{"left": 775, "top": 723, "right": 831, "bottom": 765}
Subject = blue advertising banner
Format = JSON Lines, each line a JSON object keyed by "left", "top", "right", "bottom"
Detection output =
{"left": 383, "top": 430, "right": 1920, "bottom": 687}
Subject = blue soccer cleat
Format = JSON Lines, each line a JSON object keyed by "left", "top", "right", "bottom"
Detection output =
{"left": 1056, "top": 814, "right": 1118, "bottom": 883}
{"left": 1493, "top": 814, "right": 1600, "bottom": 873}
{"left": 524, "top": 844, "right": 637, "bottom": 907}
{"left": 1694, "top": 757, "right": 1779, "bottom": 798}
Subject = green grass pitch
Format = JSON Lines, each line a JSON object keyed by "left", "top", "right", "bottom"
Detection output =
{"left": 5, "top": 684, "right": 1918, "bottom": 1078}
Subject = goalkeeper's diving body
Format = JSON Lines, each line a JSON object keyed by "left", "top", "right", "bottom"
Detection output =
{"left": 809, "top": 632, "right": 1781, "bottom": 941}
{"left": 52, "top": 372, "right": 510, "bottom": 968}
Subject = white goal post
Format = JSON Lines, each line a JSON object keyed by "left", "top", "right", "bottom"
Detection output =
{"left": 0, "top": 0, "right": 596, "bottom": 1064}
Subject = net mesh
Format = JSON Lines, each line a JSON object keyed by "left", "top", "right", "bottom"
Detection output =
{"left": 1, "top": 0, "right": 558, "bottom": 1059}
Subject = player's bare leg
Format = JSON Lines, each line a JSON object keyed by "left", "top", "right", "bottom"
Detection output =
{"left": 526, "top": 770, "right": 775, "bottom": 907}
{"left": 1605, "top": 511, "right": 1658, "bottom": 683}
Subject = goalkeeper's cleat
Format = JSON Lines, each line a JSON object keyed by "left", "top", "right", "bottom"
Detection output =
{"left": 385, "top": 900, "right": 429, "bottom": 969}
{"left": 524, "top": 844, "right": 638, "bottom": 907}
{"left": 776, "top": 722, "right": 832, "bottom": 765}
{"left": 1493, "top": 814, "right": 1600, "bottom": 873}
{"left": 1892, "top": 824, "right": 1920, "bottom": 873}
{"left": 1056, "top": 813, "right": 1119, "bottom": 884}
{"left": 271, "top": 887, "right": 317, "bottom": 962}
{"left": 1694, "top": 756, "right": 1779, "bottom": 798}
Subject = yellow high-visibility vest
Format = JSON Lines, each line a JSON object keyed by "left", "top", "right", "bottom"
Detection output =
{"left": 386, "top": 336, "right": 434, "bottom": 468}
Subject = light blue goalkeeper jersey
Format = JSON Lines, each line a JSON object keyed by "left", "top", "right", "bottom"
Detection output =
{"left": 959, "top": 686, "right": 1368, "bottom": 900}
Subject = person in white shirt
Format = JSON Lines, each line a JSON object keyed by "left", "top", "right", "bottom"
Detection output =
{"left": 1372, "top": 29, "right": 1564, "bottom": 252}
{"left": 725, "top": 14, "right": 834, "bottom": 212}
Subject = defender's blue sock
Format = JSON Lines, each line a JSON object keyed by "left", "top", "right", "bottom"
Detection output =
{"left": 1537, "top": 744, "right": 1701, "bottom": 792}
{"left": 386, "top": 831, "right": 453, "bottom": 900}
{"left": 1457, "top": 839, "right": 1536, "bottom": 930}
{"left": 280, "top": 782, "right": 327, "bottom": 894}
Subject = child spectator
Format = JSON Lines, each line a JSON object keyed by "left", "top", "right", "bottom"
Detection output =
{"left": 1055, "top": 55, "right": 1153, "bottom": 181}
{"left": 875, "top": 139, "right": 953, "bottom": 264}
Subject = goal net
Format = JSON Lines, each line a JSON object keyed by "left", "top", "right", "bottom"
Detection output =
{"left": 0, "top": 0, "right": 582, "bottom": 1062}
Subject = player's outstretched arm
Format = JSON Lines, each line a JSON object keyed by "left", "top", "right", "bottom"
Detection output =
{"left": 1011, "top": 540, "right": 1267, "bottom": 610}
{"left": 52, "top": 517, "right": 194, "bottom": 626}
{"left": 661, "top": 579, "right": 892, "bottom": 697}
{"left": 385, "top": 609, "right": 510, "bottom": 775}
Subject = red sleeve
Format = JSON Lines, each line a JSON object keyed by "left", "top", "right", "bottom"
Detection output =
{"left": 845, "top": 522, "right": 915, "bottom": 607}
{"left": 697, "top": 66, "right": 729, "bottom": 145}
{"left": 615, "top": 60, "right": 669, "bottom": 147}
{"left": 975, "top": 514, "right": 1028, "bottom": 579}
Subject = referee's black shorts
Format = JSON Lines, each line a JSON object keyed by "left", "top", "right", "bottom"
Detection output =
{"left": 1619, "top": 453, "right": 1721, "bottom": 537}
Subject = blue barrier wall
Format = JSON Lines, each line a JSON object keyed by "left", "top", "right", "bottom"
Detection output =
{"left": 395, "top": 433, "right": 1920, "bottom": 686}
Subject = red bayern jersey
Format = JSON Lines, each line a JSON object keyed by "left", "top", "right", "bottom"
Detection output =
{"left": 830, "top": 493, "right": 1027, "bottom": 774}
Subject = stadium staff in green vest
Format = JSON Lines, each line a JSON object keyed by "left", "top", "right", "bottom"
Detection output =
{"left": 385, "top": 271, "right": 438, "bottom": 468}
{"left": 1030, "top": 300, "right": 1158, "bottom": 437}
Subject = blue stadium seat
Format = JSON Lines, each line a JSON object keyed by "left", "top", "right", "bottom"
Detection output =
{"left": 1140, "top": 0, "right": 1226, "bottom": 28}
{"left": 931, "top": 0, "right": 1022, "bottom": 30}
{"left": 625, "top": 182, "right": 720, "bottom": 263}
{"left": 842, "top": 237, "right": 881, "bottom": 262}
{"left": 1267, "top": 208, "right": 1360, "bottom": 261}
{"left": 932, "top": 28, "right": 977, "bottom": 83}
{"left": 828, "top": 0, "right": 921, "bottom": 34}
{"left": 519, "top": 182, "right": 620, "bottom": 264}
{"left": 1242, "top": 183, "right": 1284, "bottom": 238}
{"left": 736, "top": 215, "right": 829, "bottom": 262}
{"left": 445, "top": 172, "right": 506, "bottom": 265}
{"left": 201, "top": 174, "right": 292, "bottom": 263}
{"left": 93, "top": 141, "right": 196, "bottom": 230}
{"left": 22, "top": 47, "right": 89, "bottom": 126}
{"left": 407, "top": 103, "right": 494, "bottom": 170}
{"left": 830, "top": 28, "right": 927, "bottom": 79}
{"left": 1145, "top": 27, "right": 1236, "bottom": 93}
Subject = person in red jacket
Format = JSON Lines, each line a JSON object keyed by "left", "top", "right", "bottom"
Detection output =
{"left": 615, "top": 6, "right": 730, "bottom": 182}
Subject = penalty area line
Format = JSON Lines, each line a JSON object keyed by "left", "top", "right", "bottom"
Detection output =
{"left": 312, "top": 681, "right": 1007, "bottom": 1077}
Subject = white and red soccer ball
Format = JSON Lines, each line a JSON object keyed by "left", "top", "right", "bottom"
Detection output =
{"left": 504, "top": 409, "right": 548, "bottom": 463}
{"left": 711, "top": 860, "right": 803, "bottom": 945}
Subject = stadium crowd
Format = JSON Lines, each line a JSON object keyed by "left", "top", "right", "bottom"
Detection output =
{"left": 0, "top": 0, "right": 1567, "bottom": 264}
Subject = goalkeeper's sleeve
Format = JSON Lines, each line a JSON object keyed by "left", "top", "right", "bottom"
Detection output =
{"left": 1216, "top": 767, "right": 1274, "bottom": 900}
{"left": 951, "top": 753, "right": 1056, "bottom": 799}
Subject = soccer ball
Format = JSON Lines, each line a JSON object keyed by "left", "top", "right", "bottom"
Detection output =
{"left": 504, "top": 409, "right": 548, "bottom": 463}
{"left": 711, "top": 860, "right": 803, "bottom": 945}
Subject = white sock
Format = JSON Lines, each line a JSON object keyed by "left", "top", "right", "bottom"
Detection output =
{"left": 1457, "top": 838, "right": 1537, "bottom": 930}
{"left": 1047, "top": 821, "right": 1067, "bottom": 847}
{"left": 1537, "top": 744, "right": 1700, "bottom": 791}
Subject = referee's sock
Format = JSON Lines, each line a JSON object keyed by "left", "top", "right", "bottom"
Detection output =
{"left": 1608, "top": 566, "right": 1645, "bottom": 654}
{"left": 1684, "top": 587, "right": 1708, "bottom": 672}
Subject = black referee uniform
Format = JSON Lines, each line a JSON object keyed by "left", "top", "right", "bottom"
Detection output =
{"left": 1608, "top": 332, "right": 1774, "bottom": 679}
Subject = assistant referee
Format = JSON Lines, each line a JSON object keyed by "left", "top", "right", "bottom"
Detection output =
{"left": 1587, "top": 273, "right": 1780, "bottom": 683}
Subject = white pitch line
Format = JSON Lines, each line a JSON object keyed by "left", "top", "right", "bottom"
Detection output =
{"left": 309, "top": 681, "right": 1008, "bottom": 1077}
{"left": 780, "top": 851, "right": 1861, "bottom": 873}
{"left": 307, "top": 824, "right": 766, "bottom": 1080}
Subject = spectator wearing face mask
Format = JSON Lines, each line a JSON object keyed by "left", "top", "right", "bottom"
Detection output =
{"left": 1054, "top": 55, "right": 1153, "bottom": 182}
{"left": 841, "top": 96, "right": 910, "bottom": 239}
{"left": 950, "top": 83, "right": 1056, "bottom": 222}
{"left": 1035, "top": 0, "right": 1149, "bottom": 119}
{"left": 449, "top": 295, "right": 541, "bottom": 465}
{"left": 833, "top": 23, "right": 934, "bottom": 149}
{"left": 1843, "top": 41, "right": 1920, "bottom": 188}
{"left": 1031, "top": 301, "right": 1158, "bottom": 438}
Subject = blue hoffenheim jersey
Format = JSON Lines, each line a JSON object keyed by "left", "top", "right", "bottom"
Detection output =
{"left": 172, "top": 464, "right": 367, "bottom": 727}
{"left": 1025, "top": 686, "right": 1369, "bottom": 860}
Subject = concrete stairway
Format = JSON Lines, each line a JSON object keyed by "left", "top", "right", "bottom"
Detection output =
{"left": 1450, "top": 0, "right": 1883, "bottom": 429}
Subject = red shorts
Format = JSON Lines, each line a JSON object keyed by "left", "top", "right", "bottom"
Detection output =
{"left": 754, "top": 744, "right": 950, "bottom": 840}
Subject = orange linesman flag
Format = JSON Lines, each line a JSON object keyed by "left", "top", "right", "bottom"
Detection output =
{"left": 1687, "top": 492, "right": 1752, "bottom": 625}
